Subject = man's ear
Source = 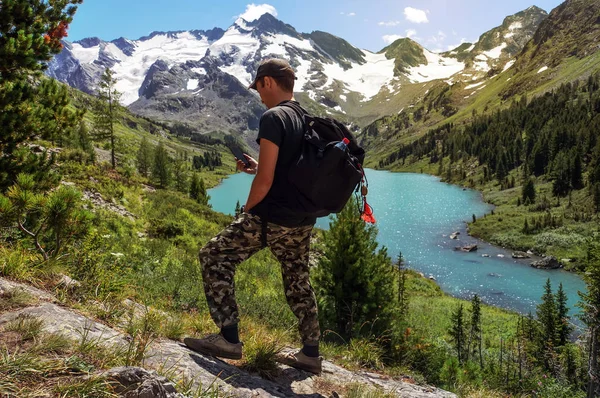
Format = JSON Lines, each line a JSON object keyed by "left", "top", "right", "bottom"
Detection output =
{"left": 264, "top": 76, "right": 276, "bottom": 89}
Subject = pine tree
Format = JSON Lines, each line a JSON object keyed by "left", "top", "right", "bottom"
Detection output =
{"left": 571, "top": 151, "right": 584, "bottom": 190}
{"left": 449, "top": 304, "right": 467, "bottom": 364}
{"left": 189, "top": 173, "right": 200, "bottom": 201}
{"left": 172, "top": 154, "right": 189, "bottom": 193}
{"left": 313, "top": 199, "right": 395, "bottom": 340}
{"left": 197, "top": 177, "right": 209, "bottom": 206}
{"left": 64, "top": 120, "right": 95, "bottom": 164}
{"left": 396, "top": 253, "right": 409, "bottom": 322}
{"left": 136, "top": 137, "right": 153, "bottom": 177}
{"left": 153, "top": 142, "right": 171, "bottom": 188}
{"left": 578, "top": 239, "right": 600, "bottom": 398}
{"left": 555, "top": 282, "right": 572, "bottom": 347}
{"left": 36, "top": 79, "right": 82, "bottom": 146}
{"left": 594, "top": 183, "right": 600, "bottom": 214}
{"left": 0, "top": 174, "right": 91, "bottom": 260}
{"left": 234, "top": 200, "right": 241, "bottom": 217}
{"left": 467, "top": 294, "right": 483, "bottom": 367}
{"left": 537, "top": 278, "right": 558, "bottom": 347}
{"left": 92, "top": 68, "right": 121, "bottom": 168}
{"left": 522, "top": 178, "right": 536, "bottom": 204}
{"left": 552, "top": 152, "right": 571, "bottom": 197}
{"left": 0, "top": 0, "right": 82, "bottom": 190}
{"left": 189, "top": 173, "right": 208, "bottom": 205}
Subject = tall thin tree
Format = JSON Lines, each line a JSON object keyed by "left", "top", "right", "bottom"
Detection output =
{"left": 136, "top": 137, "right": 153, "bottom": 177}
{"left": 93, "top": 68, "right": 121, "bottom": 168}
{"left": 578, "top": 240, "right": 600, "bottom": 398}
{"left": 555, "top": 282, "right": 572, "bottom": 347}
{"left": 449, "top": 304, "right": 467, "bottom": 364}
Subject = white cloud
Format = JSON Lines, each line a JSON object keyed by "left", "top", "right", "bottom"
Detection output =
{"left": 379, "top": 20, "right": 401, "bottom": 26}
{"left": 237, "top": 3, "right": 277, "bottom": 22}
{"left": 438, "top": 31, "right": 447, "bottom": 40}
{"left": 348, "top": 12, "right": 356, "bottom": 16}
{"left": 382, "top": 34, "right": 404, "bottom": 44}
{"left": 382, "top": 29, "right": 419, "bottom": 44}
{"left": 404, "top": 7, "right": 429, "bottom": 24}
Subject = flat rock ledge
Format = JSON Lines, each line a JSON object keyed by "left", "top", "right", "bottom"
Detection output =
{"left": 0, "top": 278, "right": 455, "bottom": 398}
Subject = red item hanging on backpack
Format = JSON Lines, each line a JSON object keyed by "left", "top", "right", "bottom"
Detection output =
{"left": 361, "top": 197, "right": 376, "bottom": 224}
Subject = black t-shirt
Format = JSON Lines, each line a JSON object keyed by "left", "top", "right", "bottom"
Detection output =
{"left": 249, "top": 100, "right": 317, "bottom": 227}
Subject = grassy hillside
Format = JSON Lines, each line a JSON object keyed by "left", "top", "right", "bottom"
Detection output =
{"left": 0, "top": 83, "right": 590, "bottom": 396}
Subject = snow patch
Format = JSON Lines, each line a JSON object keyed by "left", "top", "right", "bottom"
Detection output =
{"left": 508, "top": 22, "right": 522, "bottom": 31}
{"left": 321, "top": 50, "right": 395, "bottom": 101}
{"left": 406, "top": 49, "right": 464, "bottom": 83}
{"left": 187, "top": 79, "right": 199, "bottom": 90}
{"left": 333, "top": 105, "right": 345, "bottom": 113}
{"left": 71, "top": 43, "right": 100, "bottom": 64}
{"left": 482, "top": 43, "right": 507, "bottom": 59}
{"left": 293, "top": 57, "right": 312, "bottom": 92}
{"left": 213, "top": 26, "right": 261, "bottom": 86}
{"left": 339, "top": 94, "right": 347, "bottom": 102}
{"left": 465, "top": 81, "right": 485, "bottom": 90}
{"left": 111, "top": 31, "right": 210, "bottom": 105}
{"left": 502, "top": 60, "right": 515, "bottom": 72}
{"left": 537, "top": 66, "right": 548, "bottom": 74}
{"left": 263, "top": 34, "right": 315, "bottom": 56}
{"left": 191, "top": 67, "right": 206, "bottom": 75}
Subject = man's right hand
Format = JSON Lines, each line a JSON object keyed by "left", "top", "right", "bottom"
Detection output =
{"left": 237, "top": 154, "right": 258, "bottom": 175}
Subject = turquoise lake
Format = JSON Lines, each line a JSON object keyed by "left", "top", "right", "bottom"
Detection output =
{"left": 208, "top": 169, "right": 587, "bottom": 323}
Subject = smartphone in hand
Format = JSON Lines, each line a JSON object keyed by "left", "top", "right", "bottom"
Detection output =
{"left": 229, "top": 145, "right": 251, "bottom": 168}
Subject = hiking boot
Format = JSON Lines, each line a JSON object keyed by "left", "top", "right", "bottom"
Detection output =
{"left": 276, "top": 350, "right": 322, "bottom": 374}
{"left": 183, "top": 334, "right": 243, "bottom": 360}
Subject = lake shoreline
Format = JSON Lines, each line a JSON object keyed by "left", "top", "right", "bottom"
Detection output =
{"left": 208, "top": 170, "right": 587, "bottom": 318}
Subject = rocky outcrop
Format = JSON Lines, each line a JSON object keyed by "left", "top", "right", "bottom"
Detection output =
{"left": 0, "top": 277, "right": 456, "bottom": 398}
{"left": 512, "top": 251, "right": 530, "bottom": 259}
{"left": 104, "top": 367, "right": 185, "bottom": 398}
{"left": 531, "top": 256, "right": 561, "bottom": 269}
{"left": 454, "top": 244, "right": 477, "bottom": 252}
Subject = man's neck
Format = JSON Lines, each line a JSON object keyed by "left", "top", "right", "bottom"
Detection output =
{"left": 270, "top": 94, "right": 294, "bottom": 108}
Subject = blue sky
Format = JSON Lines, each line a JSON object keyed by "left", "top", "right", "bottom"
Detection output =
{"left": 68, "top": 1, "right": 565, "bottom": 52}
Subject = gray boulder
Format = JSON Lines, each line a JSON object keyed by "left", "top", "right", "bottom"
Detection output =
{"left": 531, "top": 256, "right": 561, "bottom": 269}
{"left": 512, "top": 251, "right": 530, "bottom": 259}
{"left": 104, "top": 367, "right": 185, "bottom": 398}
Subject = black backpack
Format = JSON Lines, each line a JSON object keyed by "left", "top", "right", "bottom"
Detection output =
{"left": 281, "top": 102, "right": 366, "bottom": 218}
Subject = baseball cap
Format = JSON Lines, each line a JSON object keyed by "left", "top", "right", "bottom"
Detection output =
{"left": 248, "top": 58, "right": 297, "bottom": 90}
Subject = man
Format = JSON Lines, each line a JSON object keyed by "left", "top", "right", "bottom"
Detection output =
{"left": 184, "top": 58, "right": 322, "bottom": 374}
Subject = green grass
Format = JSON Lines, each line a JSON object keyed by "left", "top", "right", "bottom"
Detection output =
{"left": 468, "top": 172, "right": 596, "bottom": 269}
{"left": 241, "top": 330, "right": 282, "bottom": 380}
{"left": 0, "top": 289, "right": 37, "bottom": 312}
{"left": 3, "top": 315, "right": 44, "bottom": 341}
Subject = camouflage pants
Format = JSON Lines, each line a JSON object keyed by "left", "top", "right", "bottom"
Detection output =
{"left": 199, "top": 212, "right": 320, "bottom": 345}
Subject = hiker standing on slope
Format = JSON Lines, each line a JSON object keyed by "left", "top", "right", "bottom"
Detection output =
{"left": 184, "top": 58, "right": 322, "bottom": 374}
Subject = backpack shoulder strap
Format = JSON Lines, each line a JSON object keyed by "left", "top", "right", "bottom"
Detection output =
{"left": 279, "top": 101, "right": 308, "bottom": 117}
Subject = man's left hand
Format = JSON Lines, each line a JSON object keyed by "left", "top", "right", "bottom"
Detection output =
{"left": 237, "top": 155, "right": 258, "bottom": 175}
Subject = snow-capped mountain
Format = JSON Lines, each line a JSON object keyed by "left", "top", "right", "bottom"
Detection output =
{"left": 441, "top": 6, "right": 548, "bottom": 81}
{"left": 47, "top": 8, "right": 547, "bottom": 136}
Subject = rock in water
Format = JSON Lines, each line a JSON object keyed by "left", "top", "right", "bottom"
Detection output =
{"left": 512, "top": 251, "right": 530, "bottom": 259}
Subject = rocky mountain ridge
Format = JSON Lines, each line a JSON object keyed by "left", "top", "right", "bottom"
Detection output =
{"left": 46, "top": 7, "right": 548, "bottom": 140}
